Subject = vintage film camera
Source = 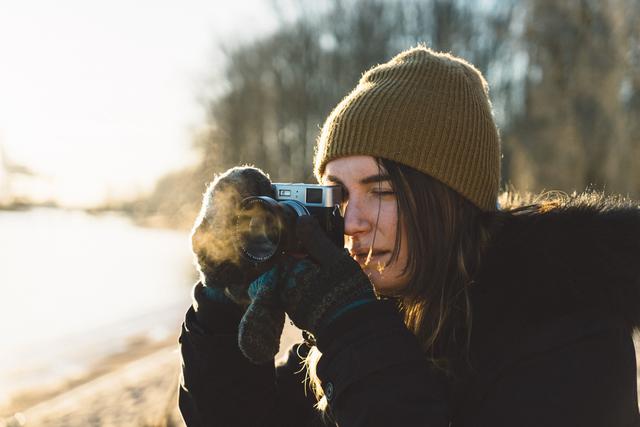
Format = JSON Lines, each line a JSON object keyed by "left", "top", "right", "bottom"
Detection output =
{"left": 235, "top": 183, "right": 343, "bottom": 264}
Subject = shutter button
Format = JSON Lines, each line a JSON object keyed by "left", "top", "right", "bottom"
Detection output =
{"left": 324, "top": 381, "right": 335, "bottom": 401}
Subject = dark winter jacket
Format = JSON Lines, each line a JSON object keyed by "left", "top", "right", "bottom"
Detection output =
{"left": 179, "top": 194, "right": 640, "bottom": 426}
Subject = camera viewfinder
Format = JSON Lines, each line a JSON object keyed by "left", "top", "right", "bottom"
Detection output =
{"left": 306, "top": 188, "right": 323, "bottom": 204}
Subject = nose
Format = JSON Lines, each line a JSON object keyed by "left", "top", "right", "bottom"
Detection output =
{"left": 342, "top": 197, "right": 371, "bottom": 237}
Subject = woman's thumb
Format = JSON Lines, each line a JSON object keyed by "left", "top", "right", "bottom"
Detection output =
{"left": 237, "top": 294, "right": 285, "bottom": 365}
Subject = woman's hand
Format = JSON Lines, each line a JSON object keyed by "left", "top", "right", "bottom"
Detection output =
{"left": 238, "top": 215, "right": 377, "bottom": 364}
{"left": 191, "top": 166, "right": 274, "bottom": 307}
{"left": 278, "top": 215, "right": 377, "bottom": 334}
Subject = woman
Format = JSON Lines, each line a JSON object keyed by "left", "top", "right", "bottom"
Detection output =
{"left": 179, "top": 47, "right": 640, "bottom": 426}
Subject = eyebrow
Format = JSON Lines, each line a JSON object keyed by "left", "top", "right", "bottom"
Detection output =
{"left": 325, "top": 173, "right": 391, "bottom": 186}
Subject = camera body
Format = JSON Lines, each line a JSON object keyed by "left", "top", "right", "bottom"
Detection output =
{"left": 272, "top": 182, "right": 344, "bottom": 249}
{"left": 235, "top": 183, "right": 344, "bottom": 265}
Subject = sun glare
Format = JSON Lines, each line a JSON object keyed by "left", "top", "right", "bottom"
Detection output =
{"left": 0, "top": 0, "right": 276, "bottom": 208}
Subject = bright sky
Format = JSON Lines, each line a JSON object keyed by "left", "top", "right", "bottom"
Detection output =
{"left": 0, "top": 0, "right": 277, "bottom": 207}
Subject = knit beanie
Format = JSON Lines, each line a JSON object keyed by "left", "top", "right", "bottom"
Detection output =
{"left": 314, "top": 46, "right": 501, "bottom": 211}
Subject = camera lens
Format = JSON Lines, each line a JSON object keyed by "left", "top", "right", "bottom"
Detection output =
{"left": 235, "top": 197, "right": 284, "bottom": 263}
{"left": 235, "top": 196, "right": 311, "bottom": 264}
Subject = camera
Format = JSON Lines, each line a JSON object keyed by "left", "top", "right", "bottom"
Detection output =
{"left": 234, "top": 183, "right": 344, "bottom": 264}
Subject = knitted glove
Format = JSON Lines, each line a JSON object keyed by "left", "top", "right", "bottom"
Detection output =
{"left": 237, "top": 269, "right": 286, "bottom": 364}
{"left": 238, "top": 215, "right": 376, "bottom": 364}
{"left": 190, "top": 282, "right": 245, "bottom": 335}
{"left": 191, "top": 166, "right": 274, "bottom": 307}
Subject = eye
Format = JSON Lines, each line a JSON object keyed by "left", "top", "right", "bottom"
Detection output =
{"left": 371, "top": 188, "right": 395, "bottom": 197}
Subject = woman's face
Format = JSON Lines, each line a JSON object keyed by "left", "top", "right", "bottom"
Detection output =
{"left": 322, "top": 155, "right": 410, "bottom": 295}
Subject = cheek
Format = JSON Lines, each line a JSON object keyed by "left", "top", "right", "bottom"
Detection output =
{"left": 378, "top": 201, "right": 399, "bottom": 239}
{"left": 367, "top": 204, "right": 411, "bottom": 295}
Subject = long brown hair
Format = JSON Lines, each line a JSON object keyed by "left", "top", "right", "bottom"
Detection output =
{"left": 305, "top": 158, "right": 493, "bottom": 410}
{"left": 380, "top": 158, "right": 492, "bottom": 368}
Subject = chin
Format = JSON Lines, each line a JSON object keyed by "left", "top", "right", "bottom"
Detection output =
{"left": 367, "top": 271, "right": 406, "bottom": 296}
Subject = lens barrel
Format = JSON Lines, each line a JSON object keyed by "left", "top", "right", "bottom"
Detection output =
{"left": 235, "top": 196, "right": 309, "bottom": 264}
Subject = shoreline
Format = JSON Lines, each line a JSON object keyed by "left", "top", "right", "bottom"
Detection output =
{"left": 1, "top": 332, "right": 179, "bottom": 419}
{"left": 2, "top": 321, "right": 302, "bottom": 426}
{"left": 3, "top": 345, "right": 183, "bottom": 427}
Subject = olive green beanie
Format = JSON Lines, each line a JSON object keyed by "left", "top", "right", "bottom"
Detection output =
{"left": 313, "top": 46, "right": 501, "bottom": 211}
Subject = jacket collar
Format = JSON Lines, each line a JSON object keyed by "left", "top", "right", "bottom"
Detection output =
{"left": 474, "top": 192, "right": 640, "bottom": 330}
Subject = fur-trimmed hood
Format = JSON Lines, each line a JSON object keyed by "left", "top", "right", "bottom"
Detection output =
{"left": 474, "top": 192, "right": 640, "bottom": 332}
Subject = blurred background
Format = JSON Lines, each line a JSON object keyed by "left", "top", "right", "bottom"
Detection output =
{"left": 1, "top": 0, "right": 639, "bottom": 425}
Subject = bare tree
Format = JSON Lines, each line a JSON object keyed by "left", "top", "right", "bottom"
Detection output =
{"left": 144, "top": 0, "right": 640, "bottom": 229}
